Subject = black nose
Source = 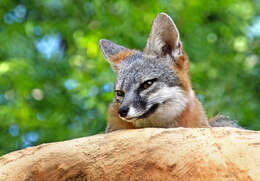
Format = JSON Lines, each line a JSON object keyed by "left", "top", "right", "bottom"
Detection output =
{"left": 118, "top": 106, "right": 129, "bottom": 118}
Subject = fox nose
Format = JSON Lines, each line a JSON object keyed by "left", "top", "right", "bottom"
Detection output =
{"left": 118, "top": 106, "right": 129, "bottom": 118}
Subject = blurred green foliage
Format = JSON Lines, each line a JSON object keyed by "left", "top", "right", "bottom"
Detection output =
{"left": 0, "top": 0, "right": 260, "bottom": 155}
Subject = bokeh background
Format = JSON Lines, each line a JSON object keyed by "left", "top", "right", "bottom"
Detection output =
{"left": 0, "top": 0, "right": 260, "bottom": 155}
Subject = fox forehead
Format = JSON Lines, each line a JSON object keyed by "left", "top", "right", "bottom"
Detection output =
{"left": 115, "top": 54, "right": 180, "bottom": 90}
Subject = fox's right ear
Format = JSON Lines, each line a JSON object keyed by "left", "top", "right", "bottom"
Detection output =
{"left": 99, "top": 39, "right": 128, "bottom": 72}
{"left": 144, "top": 13, "right": 182, "bottom": 63}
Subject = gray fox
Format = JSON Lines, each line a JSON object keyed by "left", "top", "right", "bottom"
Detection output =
{"left": 99, "top": 13, "right": 240, "bottom": 132}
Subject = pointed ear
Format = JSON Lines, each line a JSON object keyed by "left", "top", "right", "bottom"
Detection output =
{"left": 99, "top": 39, "right": 128, "bottom": 72}
{"left": 144, "top": 13, "right": 182, "bottom": 62}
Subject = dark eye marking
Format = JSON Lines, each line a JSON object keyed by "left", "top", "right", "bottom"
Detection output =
{"left": 140, "top": 78, "right": 157, "bottom": 89}
{"left": 115, "top": 90, "right": 125, "bottom": 97}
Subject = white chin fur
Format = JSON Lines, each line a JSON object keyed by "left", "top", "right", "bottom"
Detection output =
{"left": 127, "top": 106, "right": 139, "bottom": 118}
{"left": 147, "top": 86, "right": 188, "bottom": 124}
{"left": 124, "top": 106, "right": 150, "bottom": 122}
{"left": 119, "top": 116, "right": 137, "bottom": 123}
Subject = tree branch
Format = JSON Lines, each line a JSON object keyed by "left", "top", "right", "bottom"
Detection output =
{"left": 0, "top": 128, "right": 260, "bottom": 181}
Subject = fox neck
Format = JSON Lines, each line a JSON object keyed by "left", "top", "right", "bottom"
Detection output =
{"left": 173, "top": 51, "right": 209, "bottom": 127}
{"left": 176, "top": 90, "right": 209, "bottom": 128}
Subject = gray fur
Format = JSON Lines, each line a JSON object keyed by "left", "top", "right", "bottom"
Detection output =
{"left": 115, "top": 55, "right": 181, "bottom": 119}
{"left": 209, "top": 115, "right": 242, "bottom": 128}
{"left": 116, "top": 56, "right": 179, "bottom": 90}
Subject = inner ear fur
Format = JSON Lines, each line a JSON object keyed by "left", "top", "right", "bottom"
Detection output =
{"left": 144, "top": 13, "right": 182, "bottom": 62}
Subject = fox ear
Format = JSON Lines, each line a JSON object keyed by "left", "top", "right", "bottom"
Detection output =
{"left": 99, "top": 39, "right": 128, "bottom": 72}
{"left": 144, "top": 13, "right": 182, "bottom": 62}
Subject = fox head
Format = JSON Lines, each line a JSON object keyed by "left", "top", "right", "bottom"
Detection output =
{"left": 99, "top": 13, "right": 193, "bottom": 124}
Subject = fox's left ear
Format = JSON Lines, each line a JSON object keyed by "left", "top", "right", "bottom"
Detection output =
{"left": 144, "top": 13, "right": 182, "bottom": 62}
{"left": 99, "top": 39, "right": 129, "bottom": 72}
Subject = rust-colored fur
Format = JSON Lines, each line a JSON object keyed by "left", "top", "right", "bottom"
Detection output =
{"left": 172, "top": 49, "right": 209, "bottom": 128}
{"left": 110, "top": 50, "right": 137, "bottom": 64}
{"left": 106, "top": 103, "right": 136, "bottom": 132}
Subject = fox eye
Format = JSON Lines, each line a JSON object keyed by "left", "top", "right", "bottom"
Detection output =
{"left": 141, "top": 79, "right": 156, "bottom": 89}
{"left": 115, "top": 90, "right": 124, "bottom": 97}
